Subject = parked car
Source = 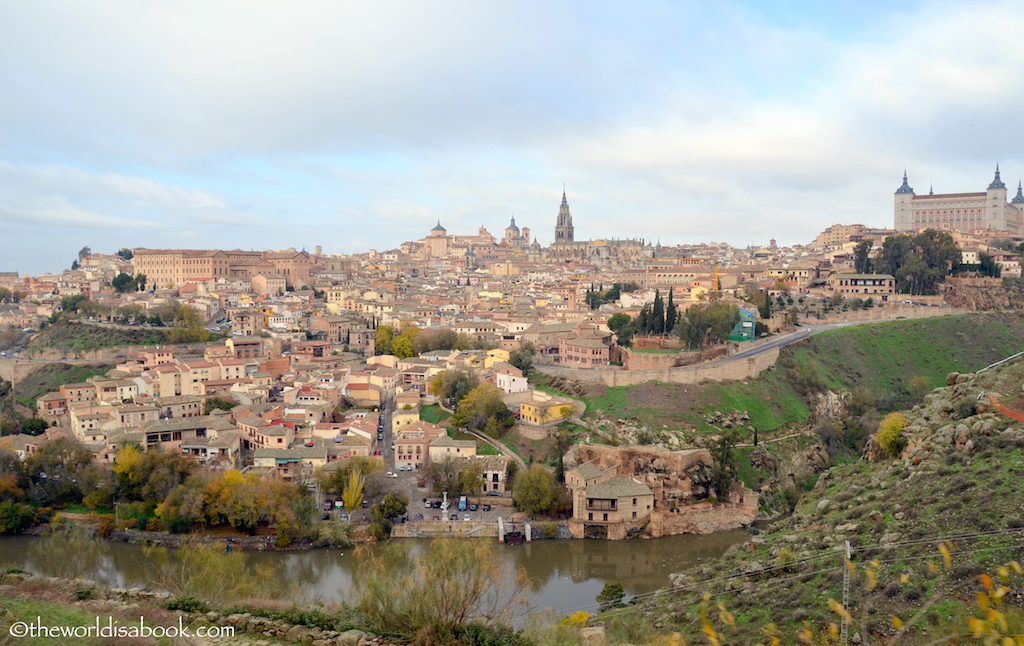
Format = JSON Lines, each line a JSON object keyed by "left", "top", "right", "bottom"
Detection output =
{"left": 486, "top": 490, "right": 502, "bottom": 497}
{"left": 482, "top": 504, "right": 491, "bottom": 512}
{"left": 469, "top": 504, "right": 478, "bottom": 512}
{"left": 339, "top": 512, "right": 349, "bottom": 522}
{"left": 323, "top": 501, "right": 333, "bottom": 511}
{"left": 458, "top": 496, "right": 468, "bottom": 511}
{"left": 450, "top": 514, "right": 458, "bottom": 521}
{"left": 385, "top": 471, "right": 398, "bottom": 478}
{"left": 424, "top": 501, "right": 432, "bottom": 508}
{"left": 432, "top": 516, "right": 440, "bottom": 521}
{"left": 463, "top": 514, "right": 470, "bottom": 522}
{"left": 414, "top": 514, "right": 423, "bottom": 521}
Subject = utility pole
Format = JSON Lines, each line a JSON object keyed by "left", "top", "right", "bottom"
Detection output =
{"left": 841, "top": 540, "right": 852, "bottom": 646}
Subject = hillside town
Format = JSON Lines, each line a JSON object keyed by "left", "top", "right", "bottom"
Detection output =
{"left": 1, "top": 174, "right": 1022, "bottom": 543}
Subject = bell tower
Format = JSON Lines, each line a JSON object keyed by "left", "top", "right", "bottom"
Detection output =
{"left": 554, "top": 189, "right": 574, "bottom": 244}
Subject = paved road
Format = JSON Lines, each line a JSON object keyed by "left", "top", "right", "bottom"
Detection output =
{"left": 703, "top": 323, "right": 854, "bottom": 366}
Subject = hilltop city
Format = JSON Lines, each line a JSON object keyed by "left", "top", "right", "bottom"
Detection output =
{"left": 0, "top": 169, "right": 1022, "bottom": 545}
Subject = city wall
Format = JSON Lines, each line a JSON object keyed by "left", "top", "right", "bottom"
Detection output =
{"left": 0, "top": 359, "right": 49, "bottom": 386}
{"left": 809, "top": 304, "right": 967, "bottom": 326}
{"left": 536, "top": 348, "right": 780, "bottom": 387}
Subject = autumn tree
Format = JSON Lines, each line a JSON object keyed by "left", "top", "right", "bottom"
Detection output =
{"left": 449, "top": 383, "right": 514, "bottom": 435}
{"left": 342, "top": 468, "right": 365, "bottom": 512}
{"left": 512, "top": 465, "right": 555, "bottom": 516}
{"left": 429, "top": 369, "right": 479, "bottom": 409}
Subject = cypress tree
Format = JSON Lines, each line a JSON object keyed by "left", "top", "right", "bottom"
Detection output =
{"left": 652, "top": 289, "right": 664, "bottom": 335}
{"left": 665, "top": 289, "right": 677, "bottom": 333}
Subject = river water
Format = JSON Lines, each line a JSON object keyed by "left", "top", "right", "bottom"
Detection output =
{"left": 0, "top": 531, "right": 747, "bottom": 617}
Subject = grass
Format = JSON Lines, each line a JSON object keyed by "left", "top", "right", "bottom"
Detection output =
{"left": 28, "top": 321, "right": 174, "bottom": 352}
{"left": 11, "top": 363, "right": 115, "bottom": 408}
{"left": 419, "top": 404, "right": 451, "bottom": 424}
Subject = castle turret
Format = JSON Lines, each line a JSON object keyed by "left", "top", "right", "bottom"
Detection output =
{"left": 987, "top": 165, "right": 1008, "bottom": 230}
{"left": 894, "top": 171, "right": 915, "bottom": 231}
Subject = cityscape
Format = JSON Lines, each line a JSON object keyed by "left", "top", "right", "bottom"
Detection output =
{"left": 2, "top": 2, "right": 1024, "bottom": 645}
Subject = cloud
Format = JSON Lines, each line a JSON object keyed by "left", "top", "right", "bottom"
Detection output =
{"left": 3, "top": 0, "right": 1024, "bottom": 273}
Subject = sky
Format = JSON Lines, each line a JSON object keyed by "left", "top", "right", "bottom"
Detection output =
{"left": 4, "top": 0, "right": 1024, "bottom": 275}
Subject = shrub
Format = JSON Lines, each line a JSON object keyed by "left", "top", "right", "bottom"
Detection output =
{"left": 875, "top": 412, "right": 907, "bottom": 456}
{"left": 165, "top": 595, "right": 209, "bottom": 613}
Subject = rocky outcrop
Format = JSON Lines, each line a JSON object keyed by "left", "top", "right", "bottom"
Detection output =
{"left": 939, "top": 277, "right": 1024, "bottom": 310}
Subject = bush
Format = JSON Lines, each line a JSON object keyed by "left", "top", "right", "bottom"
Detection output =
{"left": 165, "top": 595, "right": 210, "bottom": 613}
{"left": 956, "top": 398, "right": 977, "bottom": 419}
{"left": 875, "top": 412, "right": 907, "bottom": 456}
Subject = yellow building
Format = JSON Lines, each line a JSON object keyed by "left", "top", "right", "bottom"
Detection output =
{"left": 518, "top": 391, "right": 574, "bottom": 427}
{"left": 484, "top": 348, "right": 510, "bottom": 368}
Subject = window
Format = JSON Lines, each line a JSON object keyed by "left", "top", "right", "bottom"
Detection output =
{"left": 603, "top": 513, "right": 608, "bottom": 521}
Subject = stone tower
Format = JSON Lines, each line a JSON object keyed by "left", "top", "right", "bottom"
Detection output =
{"left": 893, "top": 171, "right": 915, "bottom": 231}
{"left": 555, "top": 190, "right": 574, "bottom": 244}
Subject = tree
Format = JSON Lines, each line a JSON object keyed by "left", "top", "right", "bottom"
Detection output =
{"left": 377, "top": 492, "right": 408, "bottom": 520}
{"left": 596, "top": 582, "right": 626, "bottom": 611}
{"left": 342, "top": 468, "right": 365, "bottom": 513}
{"left": 20, "top": 418, "right": 48, "bottom": 436}
{"left": 676, "top": 301, "right": 740, "bottom": 350}
{"left": 429, "top": 369, "right": 479, "bottom": 409}
{"left": 78, "top": 246, "right": 91, "bottom": 260}
{"left": 202, "top": 397, "right": 236, "bottom": 415}
{"left": 111, "top": 273, "right": 135, "bottom": 292}
{"left": 390, "top": 335, "right": 414, "bottom": 359}
{"left": 422, "top": 456, "right": 464, "bottom": 499}
{"left": 115, "top": 304, "right": 144, "bottom": 324}
{"left": 449, "top": 383, "right": 514, "bottom": 434}
{"left": 665, "top": 289, "right": 677, "bottom": 333}
{"left": 607, "top": 313, "right": 631, "bottom": 333}
{"left": 117, "top": 248, "right": 134, "bottom": 260}
{"left": 375, "top": 325, "right": 395, "bottom": 356}
{"left": 854, "top": 240, "right": 873, "bottom": 274}
{"left": 508, "top": 342, "right": 535, "bottom": 374}
{"left": 651, "top": 289, "right": 664, "bottom": 334}
{"left": 978, "top": 252, "right": 1003, "bottom": 278}
{"left": 511, "top": 465, "right": 555, "bottom": 516}
{"left": 134, "top": 273, "right": 147, "bottom": 291}
{"left": 709, "top": 429, "right": 740, "bottom": 501}
{"left": 876, "top": 229, "right": 961, "bottom": 294}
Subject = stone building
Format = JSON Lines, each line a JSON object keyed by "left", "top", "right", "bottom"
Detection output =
{"left": 895, "top": 166, "right": 1024, "bottom": 235}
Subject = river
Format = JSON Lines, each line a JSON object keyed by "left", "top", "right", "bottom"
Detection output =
{"left": 0, "top": 531, "right": 748, "bottom": 618}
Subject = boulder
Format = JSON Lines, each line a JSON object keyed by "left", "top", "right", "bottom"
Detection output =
{"left": 336, "top": 630, "right": 369, "bottom": 646}
{"left": 816, "top": 499, "right": 831, "bottom": 513}
{"left": 580, "top": 626, "right": 607, "bottom": 645}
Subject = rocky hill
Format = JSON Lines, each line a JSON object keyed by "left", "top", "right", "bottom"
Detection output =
{"left": 632, "top": 359, "right": 1024, "bottom": 644}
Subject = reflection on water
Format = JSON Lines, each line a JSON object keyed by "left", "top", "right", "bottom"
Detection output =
{"left": 0, "top": 530, "right": 747, "bottom": 616}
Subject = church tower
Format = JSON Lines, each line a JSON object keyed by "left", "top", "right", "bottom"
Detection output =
{"left": 554, "top": 189, "right": 574, "bottom": 244}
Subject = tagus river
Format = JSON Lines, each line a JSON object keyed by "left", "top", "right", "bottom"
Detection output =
{"left": 0, "top": 532, "right": 747, "bottom": 617}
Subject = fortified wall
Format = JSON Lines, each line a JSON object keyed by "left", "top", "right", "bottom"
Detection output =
{"left": 538, "top": 347, "right": 780, "bottom": 387}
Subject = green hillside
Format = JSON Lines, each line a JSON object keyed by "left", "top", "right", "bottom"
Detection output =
{"left": 11, "top": 363, "right": 114, "bottom": 408}
{"left": 539, "top": 312, "right": 1024, "bottom": 436}
{"left": 27, "top": 321, "right": 172, "bottom": 353}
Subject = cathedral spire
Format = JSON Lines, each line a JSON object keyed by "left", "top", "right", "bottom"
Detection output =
{"left": 1013, "top": 179, "right": 1024, "bottom": 204}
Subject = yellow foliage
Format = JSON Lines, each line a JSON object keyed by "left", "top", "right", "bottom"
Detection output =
{"left": 561, "top": 611, "right": 588, "bottom": 627}
{"left": 875, "top": 411, "right": 907, "bottom": 456}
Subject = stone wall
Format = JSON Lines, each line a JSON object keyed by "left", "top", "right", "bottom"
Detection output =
{"left": 537, "top": 347, "right": 780, "bottom": 387}
{"left": 0, "top": 358, "right": 49, "bottom": 386}
{"left": 648, "top": 499, "right": 758, "bottom": 538}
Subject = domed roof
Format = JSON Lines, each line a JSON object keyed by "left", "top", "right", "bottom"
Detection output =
{"left": 1012, "top": 181, "right": 1024, "bottom": 204}
{"left": 507, "top": 216, "right": 520, "bottom": 234}
{"left": 431, "top": 221, "right": 446, "bottom": 232}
